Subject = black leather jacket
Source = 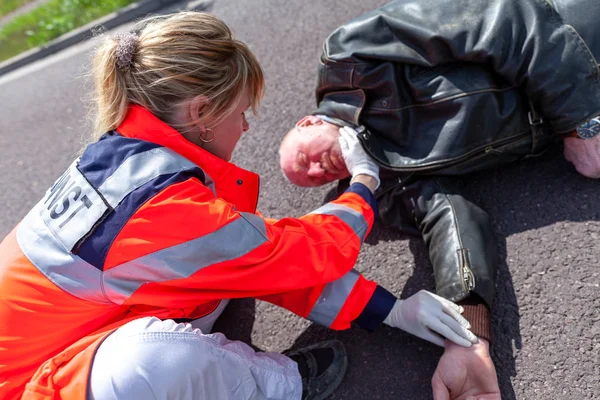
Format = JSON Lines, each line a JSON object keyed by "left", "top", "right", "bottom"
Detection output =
{"left": 313, "top": 0, "right": 600, "bottom": 316}
{"left": 315, "top": 0, "right": 600, "bottom": 174}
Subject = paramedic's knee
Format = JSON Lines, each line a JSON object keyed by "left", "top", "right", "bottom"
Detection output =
{"left": 89, "top": 317, "right": 206, "bottom": 400}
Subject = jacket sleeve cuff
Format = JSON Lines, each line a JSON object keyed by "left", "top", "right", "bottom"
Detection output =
{"left": 457, "top": 294, "right": 492, "bottom": 343}
{"left": 355, "top": 285, "right": 396, "bottom": 332}
{"left": 346, "top": 182, "right": 379, "bottom": 216}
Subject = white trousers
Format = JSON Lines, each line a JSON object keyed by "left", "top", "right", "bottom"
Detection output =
{"left": 89, "top": 301, "right": 302, "bottom": 400}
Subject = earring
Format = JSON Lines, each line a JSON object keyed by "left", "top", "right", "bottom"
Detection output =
{"left": 199, "top": 128, "right": 215, "bottom": 143}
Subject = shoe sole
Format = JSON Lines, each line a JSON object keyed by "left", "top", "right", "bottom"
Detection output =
{"left": 310, "top": 340, "right": 348, "bottom": 400}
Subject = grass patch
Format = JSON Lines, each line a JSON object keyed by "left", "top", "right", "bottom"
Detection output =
{"left": 0, "top": 0, "right": 137, "bottom": 62}
{"left": 0, "top": 0, "right": 38, "bottom": 19}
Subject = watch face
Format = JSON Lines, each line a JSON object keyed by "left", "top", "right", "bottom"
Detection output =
{"left": 576, "top": 117, "right": 600, "bottom": 139}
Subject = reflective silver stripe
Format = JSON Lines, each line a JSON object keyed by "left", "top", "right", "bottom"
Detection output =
{"left": 308, "top": 203, "right": 368, "bottom": 242}
{"left": 17, "top": 208, "right": 112, "bottom": 303}
{"left": 103, "top": 212, "right": 268, "bottom": 304}
{"left": 308, "top": 270, "right": 360, "bottom": 327}
{"left": 18, "top": 209, "right": 268, "bottom": 304}
{"left": 98, "top": 147, "right": 199, "bottom": 208}
{"left": 16, "top": 146, "right": 226, "bottom": 303}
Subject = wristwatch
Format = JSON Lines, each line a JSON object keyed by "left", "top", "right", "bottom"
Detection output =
{"left": 569, "top": 116, "right": 600, "bottom": 139}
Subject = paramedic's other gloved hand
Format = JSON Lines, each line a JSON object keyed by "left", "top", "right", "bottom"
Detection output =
{"left": 338, "top": 126, "right": 380, "bottom": 190}
{"left": 383, "top": 290, "right": 478, "bottom": 347}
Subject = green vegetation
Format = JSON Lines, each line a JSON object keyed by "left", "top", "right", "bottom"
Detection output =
{"left": 0, "top": 0, "right": 137, "bottom": 62}
{"left": 0, "top": 0, "right": 38, "bottom": 19}
{"left": 0, "top": 0, "right": 32, "bottom": 18}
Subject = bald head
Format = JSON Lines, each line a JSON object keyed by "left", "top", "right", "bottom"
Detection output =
{"left": 279, "top": 116, "right": 350, "bottom": 187}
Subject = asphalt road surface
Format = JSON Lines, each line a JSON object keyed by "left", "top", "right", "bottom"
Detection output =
{"left": 0, "top": 0, "right": 598, "bottom": 398}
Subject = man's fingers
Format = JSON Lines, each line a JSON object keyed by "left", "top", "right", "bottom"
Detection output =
{"left": 440, "top": 314, "right": 478, "bottom": 344}
{"left": 426, "top": 319, "right": 473, "bottom": 348}
{"left": 431, "top": 373, "right": 450, "bottom": 400}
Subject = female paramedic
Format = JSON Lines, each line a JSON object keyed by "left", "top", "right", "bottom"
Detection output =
{"left": 0, "top": 11, "right": 477, "bottom": 400}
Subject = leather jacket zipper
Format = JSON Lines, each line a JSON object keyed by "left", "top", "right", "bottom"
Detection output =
{"left": 358, "top": 129, "right": 531, "bottom": 173}
{"left": 458, "top": 248, "right": 475, "bottom": 291}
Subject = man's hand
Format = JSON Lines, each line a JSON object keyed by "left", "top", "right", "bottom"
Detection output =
{"left": 563, "top": 135, "right": 600, "bottom": 179}
{"left": 432, "top": 338, "right": 501, "bottom": 400}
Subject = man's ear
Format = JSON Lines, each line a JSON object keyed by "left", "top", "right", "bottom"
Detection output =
{"left": 188, "top": 95, "right": 211, "bottom": 126}
{"left": 296, "top": 115, "right": 323, "bottom": 127}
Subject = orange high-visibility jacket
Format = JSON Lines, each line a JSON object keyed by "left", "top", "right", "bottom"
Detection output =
{"left": 0, "top": 106, "right": 396, "bottom": 399}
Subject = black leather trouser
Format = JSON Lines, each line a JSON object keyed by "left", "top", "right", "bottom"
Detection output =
{"left": 376, "top": 177, "right": 497, "bottom": 309}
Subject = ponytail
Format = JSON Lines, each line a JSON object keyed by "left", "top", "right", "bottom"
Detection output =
{"left": 89, "top": 12, "right": 265, "bottom": 141}
{"left": 91, "top": 35, "right": 131, "bottom": 139}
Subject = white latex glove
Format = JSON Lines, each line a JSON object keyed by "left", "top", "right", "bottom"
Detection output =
{"left": 338, "top": 126, "right": 380, "bottom": 189}
{"left": 563, "top": 136, "right": 600, "bottom": 179}
{"left": 384, "top": 290, "right": 478, "bottom": 348}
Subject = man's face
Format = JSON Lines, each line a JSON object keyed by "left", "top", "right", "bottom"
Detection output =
{"left": 279, "top": 116, "right": 350, "bottom": 186}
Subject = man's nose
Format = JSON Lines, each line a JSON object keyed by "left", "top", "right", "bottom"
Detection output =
{"left": 307, "top": 162, "right": 324, "bottom": 177}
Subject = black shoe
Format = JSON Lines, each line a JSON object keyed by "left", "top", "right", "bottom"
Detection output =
{"left": 284, "top": 340, "right": 348, "bottom": 400}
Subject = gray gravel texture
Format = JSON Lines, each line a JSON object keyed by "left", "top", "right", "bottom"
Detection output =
{"left": 0, "top": 0, "right": 598, "bottom": 399}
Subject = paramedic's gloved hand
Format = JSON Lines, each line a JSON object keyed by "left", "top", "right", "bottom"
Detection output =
{"left": 338, "top": 126, "right": 380, "bottom": 189}
{"left": 384, "top": 290, "right": 478, "bottom": 347}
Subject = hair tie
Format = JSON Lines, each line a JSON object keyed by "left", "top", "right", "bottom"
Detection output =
{"left": 114, "top": 32, "right": 139, "bottom": 71}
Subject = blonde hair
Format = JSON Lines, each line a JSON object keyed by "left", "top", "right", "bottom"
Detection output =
{"left": 91, "top": 11, "right": 264, "bottom": 139}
